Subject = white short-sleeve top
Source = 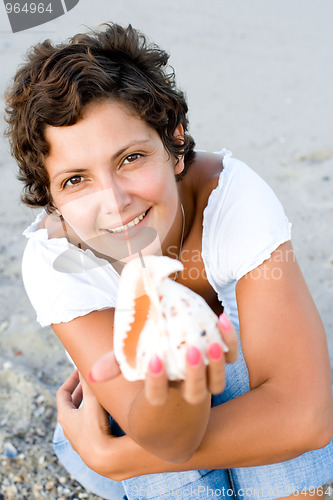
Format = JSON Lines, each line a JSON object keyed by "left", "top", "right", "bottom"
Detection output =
{"left": 22, "top": 150, "right": 291, "bottom": 328}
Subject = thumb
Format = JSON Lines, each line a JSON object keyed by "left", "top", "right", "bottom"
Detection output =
{"left": 80, "top": 374, "right": 97, "bottom": 398}
{"left": 88, "top": 350, "right": 121, "bottom": 383}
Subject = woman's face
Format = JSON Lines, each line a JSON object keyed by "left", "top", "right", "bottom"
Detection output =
{"left": 45, "top": 100, "right": 184, "bottom": 261}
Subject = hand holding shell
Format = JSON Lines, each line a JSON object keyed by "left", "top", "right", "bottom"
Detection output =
{"left": 114, "top": 255, "right": 228, "bottom": 381}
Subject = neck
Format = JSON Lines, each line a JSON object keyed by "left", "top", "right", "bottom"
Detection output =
{"left": 162, "top": 199, "right": 186, "bottom": 280}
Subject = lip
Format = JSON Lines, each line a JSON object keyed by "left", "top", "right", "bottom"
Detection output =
{"left": 102, "top": 207, "right": 152, "bottom": 238}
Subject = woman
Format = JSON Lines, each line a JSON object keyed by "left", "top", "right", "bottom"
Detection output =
{"left": 5, "top": 23, "right": 333, "bottom": 499}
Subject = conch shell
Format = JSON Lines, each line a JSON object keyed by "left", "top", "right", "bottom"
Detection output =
{"left": 113, "top": 255, "right": 228, "bottom": 381}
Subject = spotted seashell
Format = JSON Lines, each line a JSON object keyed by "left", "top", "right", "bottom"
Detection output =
{"left": 113, "top": 255, "right": 227, "bottom": 381}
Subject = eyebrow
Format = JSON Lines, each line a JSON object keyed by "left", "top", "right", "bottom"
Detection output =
{"left": 52, "top": 168, "right": 87, "bottom": 182}
{"left": 112, "top": 139, "right": 151, "bottom": 161}
{"left": 51, "top": 139, "right": 151, "bottom": 181}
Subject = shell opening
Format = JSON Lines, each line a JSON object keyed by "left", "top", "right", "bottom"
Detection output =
{"left": 123, "top": 293, "right": 151, "bottom": 368}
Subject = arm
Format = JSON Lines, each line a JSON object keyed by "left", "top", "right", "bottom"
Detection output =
{"left": 199, "top": 241, "right": 332, "bottom": 467}
{"left": 126, "top": 359, "right": 211, "bottom": 463}
{"left": 57, "top": 241, "right": 333, "bottom": 479}
{"left": 53, "top": 307, "right": 223, "bottom": 463}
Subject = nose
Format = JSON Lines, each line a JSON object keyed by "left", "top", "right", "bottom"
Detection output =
{"left": 99, "top": 187, "right": 120, "bottom": 215}
{"left": 99, "top": 178, "right": 133, "bottom": 215}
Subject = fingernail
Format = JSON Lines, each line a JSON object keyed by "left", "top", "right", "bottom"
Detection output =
{"left": 149, "top": 355, "right": 163, "bottom": 375}
{"left": 87, "top": 370, "right": 97, "bottom": 383}
{"left": 218, "top": 313, "right": 232, "bottom": 331}
{"left": 187, "top": 346, "right": 201, "bottom": 366}
{"left": 208, "top": 342, "right": 223, "bottom": 361}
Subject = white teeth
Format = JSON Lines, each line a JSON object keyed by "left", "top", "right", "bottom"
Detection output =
{"left": 107, "top": 210, "right": 148, "bottom": 233}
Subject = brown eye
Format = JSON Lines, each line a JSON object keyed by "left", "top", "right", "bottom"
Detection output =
{"left": 64, "top": 176, "right": 84, "bottom": 187}
{"left": 123, "top": 153, "right": 142, "bottom": 165}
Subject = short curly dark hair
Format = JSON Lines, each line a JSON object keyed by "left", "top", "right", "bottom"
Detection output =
{"left": 4, "top": 23, "right": 195, "bottom": 212}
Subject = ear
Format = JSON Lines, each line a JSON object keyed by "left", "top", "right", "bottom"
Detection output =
{"left": 173, "top": 124, "right": 185, "bottom": 175}
{"left": 174, "top": 123, "right": 184, "bottom": 142}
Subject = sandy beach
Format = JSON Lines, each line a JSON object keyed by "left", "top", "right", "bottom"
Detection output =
{"left": 0, "top": 0, "right": 332, "bottom": 498}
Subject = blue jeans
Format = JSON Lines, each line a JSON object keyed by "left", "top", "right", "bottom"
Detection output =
{"left": 53, "top": 422, "right": 232, "bottom": 499}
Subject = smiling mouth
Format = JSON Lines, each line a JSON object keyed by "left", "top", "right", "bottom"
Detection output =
{"left": 105, "top": 209, "right": 150, "bottom": 233}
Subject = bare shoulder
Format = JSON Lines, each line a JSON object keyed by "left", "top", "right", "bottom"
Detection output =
{"left": 38, "top": 211, "right": 80, "bottom": 242}
{"left": 185, "top": 151, "right": 224, "bottom": 209}
{"left": 37, "top": 211, "right": 65, "bottom": 238}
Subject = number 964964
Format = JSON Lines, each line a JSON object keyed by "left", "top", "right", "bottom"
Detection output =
{"left": 5, "top": 2, "right": 53, "bottom": 14}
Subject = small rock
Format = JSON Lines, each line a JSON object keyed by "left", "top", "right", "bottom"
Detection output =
{"left": 35, "top": 406, "right": 46, "bottom": 418}
{"left": 33, "top": 484, "right": 44, "bottom": 499}
{"left": 45, "top": 480, "right": 55, "bottom": 490}
{"left": 296, "top": 149, "right": 333, "bottom": 163}
{"left": 4, "top": 442, "right": 18, "bottom": 458}
{"left": 4, "top": 485, "right": 18, "bottom": 498}
{"left": 0, "top": 320, "right": 9, "bottom": 333}
{"left": 45, "top": 407, "right": 54, "bottom": 419}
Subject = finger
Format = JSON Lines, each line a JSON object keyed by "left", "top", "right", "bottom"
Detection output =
{"left": 81, "top": 374, "right": 100, "bottom": 399}
{"left": 61, "top": 369, "right": 80, "bottom": 394}
{"left": 218, "top": 313, "right": 238, "bottom": 364}
{"left": 56, "top": 370, "right": 80, "bottom": 409}
{"left": 71, "top": 382, "right": 83, "bottom": 408}
{"left": 182, "top": 347, "right": 208, "bottom": 405}
{"left": 207, "top": 342, "right": 225, "bottom": 395}
{"left": 88, "top": 350, "right": 121, "bottom": 383}
{"left": 79, "top": 375, "right": 110, "bottom": 430}
{"left": 145, "top": 355, "right": 168, "bottom": 406}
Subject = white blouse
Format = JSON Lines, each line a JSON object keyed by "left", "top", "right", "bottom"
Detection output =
{"left": 22, "top": 150, "right": 292, "bottom": 328}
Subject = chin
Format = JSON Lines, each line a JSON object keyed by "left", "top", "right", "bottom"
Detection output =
{"left": 121, "top": 237, "right": 164, "bottom": 263}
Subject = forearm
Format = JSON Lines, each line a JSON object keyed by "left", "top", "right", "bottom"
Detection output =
{"left": 128, "top": 386, "right": 211, "bottom": 463}
{"left": 98, "top": 382, "right": 332, "bottom": 480}
{"left": 189, "top": 382, "right": 331, "bottom": 470}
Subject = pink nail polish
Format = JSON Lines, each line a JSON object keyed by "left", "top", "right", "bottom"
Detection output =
{"left": 218, "top": 313, "right": 232, "bottom": 331}
{"left": 187, "top": 346, "right": 201, "bottom": 366}
{"left": 149, "top": 355, "right": 162, "bottom": 375}
{"left": 87, "top": 370, "right": 97, "bottom": 383}
{"left": 208, "top": 342, "right": 223, "bottom": 361}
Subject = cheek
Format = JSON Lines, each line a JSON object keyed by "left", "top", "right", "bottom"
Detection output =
{"left": 139, "top": 167, "right": 177, "bottom": 201}
{"left": 59, "top": 195, "right": 97, "bottom": 236}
